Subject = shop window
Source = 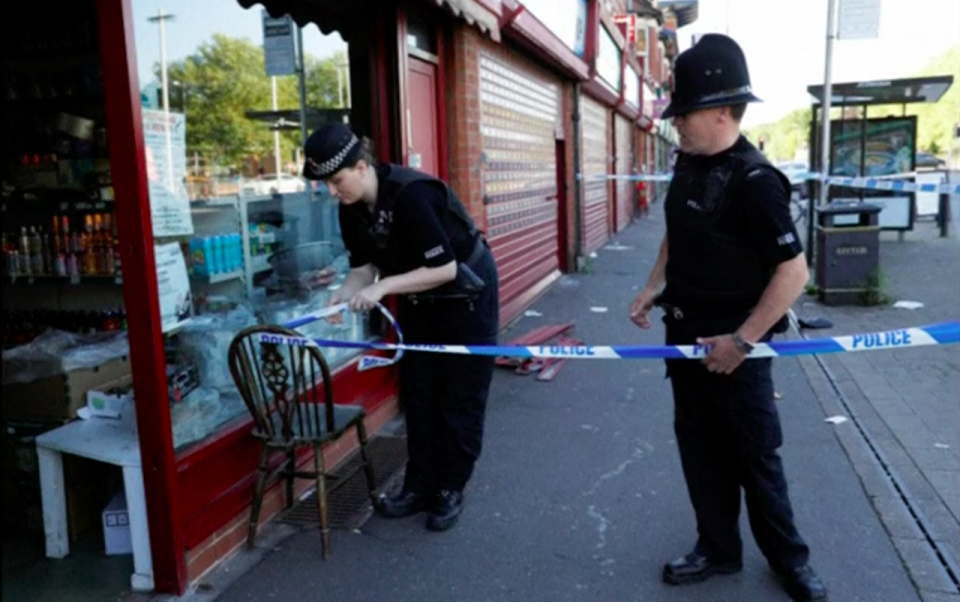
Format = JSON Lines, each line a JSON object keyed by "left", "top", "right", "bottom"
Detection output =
{"left": 132, "top": 0, "right": 371, "bottom": 451}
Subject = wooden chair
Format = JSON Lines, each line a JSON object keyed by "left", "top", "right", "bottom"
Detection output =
{"left": 228, "top": 324, "right": 377, "bottom": 558}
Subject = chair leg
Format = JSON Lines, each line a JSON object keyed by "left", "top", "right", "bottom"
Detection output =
{"left": 314, "top": 443, "right": 330, "bottom": 559}
{"left": 248, "top": 445, "right": 270, "bottom": 548}
{"left": 356, "top": 421, "right": 378, "bottom": 506}
{"left": 285, "top": 448, "right": 296, "bottom": 509}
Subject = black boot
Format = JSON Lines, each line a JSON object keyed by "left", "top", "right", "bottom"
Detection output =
{"left": 662, "top": 551, "right": 743, "bottom": 585}
{"left": 777, "top": 565, "right": 827, "bottom": 601}
{"left": 426, "top": 490, "right": 464, "bottom": 532}
{"left": 377, "top": 489, "right": 431, "bottom": 518}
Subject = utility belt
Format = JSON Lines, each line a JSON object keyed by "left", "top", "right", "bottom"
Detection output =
{"left": 654, "top": 291, "right": 789, "bottom": 334}
{"left": 406, "top": 236, "right": 489, "bottom": 308}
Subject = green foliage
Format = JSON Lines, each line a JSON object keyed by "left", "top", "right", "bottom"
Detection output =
{"left": 158, "top": 34, "right": 345, "bottom": 168}
{"left": 746, "top": 46, "right": 960, "bottom": 162}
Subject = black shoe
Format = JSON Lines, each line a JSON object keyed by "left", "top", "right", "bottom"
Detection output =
{"left": 662, "top": 551, "right": 743, "bottom": 585}
{"left": 426, "top": 489, "right": 463, "bottom": 532}
{"left": 377, "top": 489, "right": 431, "bottom": 518}
{"left": 777, "top": 565, "right": 827, "bottom": 601}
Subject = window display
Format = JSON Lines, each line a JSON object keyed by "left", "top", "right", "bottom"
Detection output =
{"left": 132, "top": 0, "right": 371, "bottom": 450}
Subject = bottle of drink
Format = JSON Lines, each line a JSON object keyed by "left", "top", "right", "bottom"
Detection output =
{"left": 100, "top": 213, "right": 115, "bottom": 276}
{"left": 29, "top": 227, "right": 43, "bottom": 275}
{"left": 18, "top": 227, "right": 32, "bottom": 276}
{"left": 92, "top": 213, "right": 104, "bottom": 274}
{"left": 61, "top": 215, "right": 71, "bottom": 257}
{"left": 83, "top": 214, "right": 97, "bottom": 275}
{"left": 51, "top": 216, "right": 61, "bottom": 256}
{"left": 112, "top": 214, "right": 122, "bottom": 280}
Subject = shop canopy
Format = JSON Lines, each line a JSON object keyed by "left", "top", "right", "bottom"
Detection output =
{"left": 236, "top": 0, "right": 500, "bottom": 41}
{"left": 807, "top": 75, "right": 953, "bottom": 107}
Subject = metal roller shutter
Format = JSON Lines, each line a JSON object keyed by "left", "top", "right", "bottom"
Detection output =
{"left": 480, "top": 54, "right": 560, "bottom": 323}
{"left": 615, "top": 115, "right": 633, "bottom": 231}
{"left": 580, "top": 95, "right": 610, "bottom": 254}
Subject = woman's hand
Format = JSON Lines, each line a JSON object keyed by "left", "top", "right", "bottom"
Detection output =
{"left": 348, "top": 282, "right": 387, "bottom": 313}
{"left": 325, "top": 293, "right": 346, "bottom": 324}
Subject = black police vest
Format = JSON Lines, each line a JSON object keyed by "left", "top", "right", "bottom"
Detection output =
{"left": 366, "top": 166, "right": 481, "bottom": 276}
{"left": 664, "top": 143, "right": 791, "bottom": 318}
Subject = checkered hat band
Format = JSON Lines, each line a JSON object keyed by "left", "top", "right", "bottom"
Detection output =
{"left": 309, "top": 135, "right": 359, "bottom": 178}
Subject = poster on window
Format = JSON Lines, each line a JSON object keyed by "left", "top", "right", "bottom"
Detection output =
{"left": 155, "top": 242, "right": 192, "bottom": 333}
{"left": 143, "top": 109, "right": 194, "bottom": 237}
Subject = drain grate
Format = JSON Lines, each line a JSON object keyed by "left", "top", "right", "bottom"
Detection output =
{"left": 278, "top": 436, "right": 408, "bottom": 531}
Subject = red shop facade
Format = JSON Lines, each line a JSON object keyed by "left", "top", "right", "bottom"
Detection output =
{"left": 2, "top": 0, "right": 672, "bottom": 594}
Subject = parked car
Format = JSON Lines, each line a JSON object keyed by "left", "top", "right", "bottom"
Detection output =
{"left": 915, "top": 152, "right": 946, "bottom": 169}
{"left": 239, "top": 174, "right": 306, "bottom": 196}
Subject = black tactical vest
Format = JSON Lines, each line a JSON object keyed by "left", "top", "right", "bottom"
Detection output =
{"left": 663, "top": 141, "right": 791, "bottom": 318}
{"left": 364, "top": 166, "right": 480, "bottom": 276}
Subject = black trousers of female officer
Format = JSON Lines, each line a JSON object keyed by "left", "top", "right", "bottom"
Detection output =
{"left": 397, "top": 249, "right": 499, "bottom": 496}
{"left": 666, "top": 317, "right": 810, "bottom": 573}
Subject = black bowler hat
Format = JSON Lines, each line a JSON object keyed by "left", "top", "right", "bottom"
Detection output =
{"left": 301, "top": 122, "right": 362, "bottom": 180}
{"left": 661, "top": 34, "right": 761, "bottom": 119}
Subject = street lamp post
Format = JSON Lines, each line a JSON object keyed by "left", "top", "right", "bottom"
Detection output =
{"left": 148, "top": 9, "right": 176, "bottom": 191}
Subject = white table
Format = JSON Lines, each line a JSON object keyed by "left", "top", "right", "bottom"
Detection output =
{"left": 36, "top": 419, "right": 154, "bottom": 591}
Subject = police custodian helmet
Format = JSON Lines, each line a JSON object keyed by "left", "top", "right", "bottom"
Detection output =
{"left": 661, "top": 34, "right": 762, "bottom": 119}
{"left": 301, "top": 122, "right": 362, "bottom": 180}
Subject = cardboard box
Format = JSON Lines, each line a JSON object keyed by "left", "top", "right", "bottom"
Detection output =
{"left": 85, "top": 375, "right": 134, "bottom": 419}
{"left": 102, "top": 491, "right": 132, "bottom": 555}
{"left": 2, "top": 355, "right": 131, "bottom": 421}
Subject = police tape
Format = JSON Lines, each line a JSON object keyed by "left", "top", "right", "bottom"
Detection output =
{"left": 577, "top": 172, "right": 960, "bottom": 195}
{"left": 280, "top": 302, "right": 405, "bottom": 371}
{"left": 259, "top": 314, "right": 959, "bottom": 364}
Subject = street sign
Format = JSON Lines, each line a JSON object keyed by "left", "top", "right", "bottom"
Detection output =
{"left": 838, "top": 0, "right": 881, "bottom": 40}
{"left": 262, "top": 11, "right": 296, "bottom": 76}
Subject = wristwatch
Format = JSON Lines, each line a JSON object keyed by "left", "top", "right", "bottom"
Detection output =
{"left": 730, "top": 332, "right": 755, "bottom": 354}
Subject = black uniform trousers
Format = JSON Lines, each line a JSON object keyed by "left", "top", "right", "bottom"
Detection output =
{"left": 665, "top": 316, "right": 809, "bottom": 573}
{"left": 397, "top": 249, "right": 499, "bottom": 495}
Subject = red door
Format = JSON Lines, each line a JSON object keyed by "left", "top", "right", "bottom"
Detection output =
{"left": 407, "top": 57, "right": 440, "bottom": 177}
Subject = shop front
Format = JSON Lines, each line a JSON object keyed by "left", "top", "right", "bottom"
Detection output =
{"left": 1, "top": 0, "right": 498, "bottom": 595}
{"left": 2, "top": 0, "right": 675, "bottom": 595}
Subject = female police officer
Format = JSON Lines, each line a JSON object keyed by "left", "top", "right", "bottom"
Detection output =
{"left": 301, "top": 123, "right": 499, "bottom": 532}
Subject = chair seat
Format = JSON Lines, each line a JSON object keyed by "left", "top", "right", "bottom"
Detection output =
{"left": 257, "top": 403, "right": 366, "bottom": 444}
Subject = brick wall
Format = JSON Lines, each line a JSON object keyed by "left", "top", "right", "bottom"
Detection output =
{"left": 446, "top": 26, "right": 486, "bottom": 230}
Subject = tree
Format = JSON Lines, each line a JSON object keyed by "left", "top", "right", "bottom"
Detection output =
{"left": 159, "top": 35, "right": 346, "bottom": 170}
{"left": 747, "top": 46, "right": 960, "bottom": 162}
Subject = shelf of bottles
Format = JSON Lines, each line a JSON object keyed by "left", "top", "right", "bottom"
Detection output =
{"left": 3, "top": 211, "right": 122, "bottom": 284}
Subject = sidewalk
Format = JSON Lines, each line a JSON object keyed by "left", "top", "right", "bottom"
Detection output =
{"left": 794, "top": 205, "right": 960, "bottom": 600}
{"left": 185, "top": 214, "right": 923, "bottom": 602}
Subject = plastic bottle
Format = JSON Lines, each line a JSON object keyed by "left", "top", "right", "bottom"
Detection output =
{"left": 19, "top": 227, "right": 32, "bottom": 276}
{"left": 214, "top": 235, "right": 226, "bottom": 275}
{"left": 29, "top": 227, "right": 43, "bottom": 275}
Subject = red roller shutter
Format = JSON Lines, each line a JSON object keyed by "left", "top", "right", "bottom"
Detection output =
{"left": 580, "top": 95, "right": 610, "bottom": 254}
{"left": 480, "top": 54, "right": 560, "bottom": 323}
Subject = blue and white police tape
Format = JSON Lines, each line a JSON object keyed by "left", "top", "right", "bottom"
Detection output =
{"left": 260, "top": 313, "right": 959, "bottom": 366}
{"left": 577, "top": 172, "right": 960, "bottom": 195}
{"left": 277, "top": 302, "right": 405, "bottom": 371}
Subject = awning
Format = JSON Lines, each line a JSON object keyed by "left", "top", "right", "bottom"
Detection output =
{"left": 237, "top": 0, "right": 500, "bottom": 42}
{"left": 807, "top": 75, "right": 954, "bottom": 106}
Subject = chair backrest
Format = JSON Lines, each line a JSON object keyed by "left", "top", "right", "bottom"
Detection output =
{"left": 228, "top": 324, "right": 336, "bottom": 442}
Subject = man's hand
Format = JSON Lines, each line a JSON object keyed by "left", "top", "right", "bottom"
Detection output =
{"left": 348, "top": 282, "right": 387, "bottom": 313}
{"left": 696, "top": 334, "right": 748, "bottom": 374}
{"left": 630, "top": 288, "right": 659, "bottom": 329}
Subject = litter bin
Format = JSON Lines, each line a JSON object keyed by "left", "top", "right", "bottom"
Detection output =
{"left": 815, "top": 202, "right": 883, "bottom": 305}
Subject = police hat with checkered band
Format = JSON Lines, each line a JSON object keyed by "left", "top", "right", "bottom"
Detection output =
{"left": 661, "top": 34, "right": 762, "bottom": 119}
{"left": 301, "top": 122, "right": 363, "bottom": 180}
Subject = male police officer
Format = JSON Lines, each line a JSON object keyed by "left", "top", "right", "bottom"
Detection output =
{"left": 629, "top": 35, "right": 827, "bottom": 601}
